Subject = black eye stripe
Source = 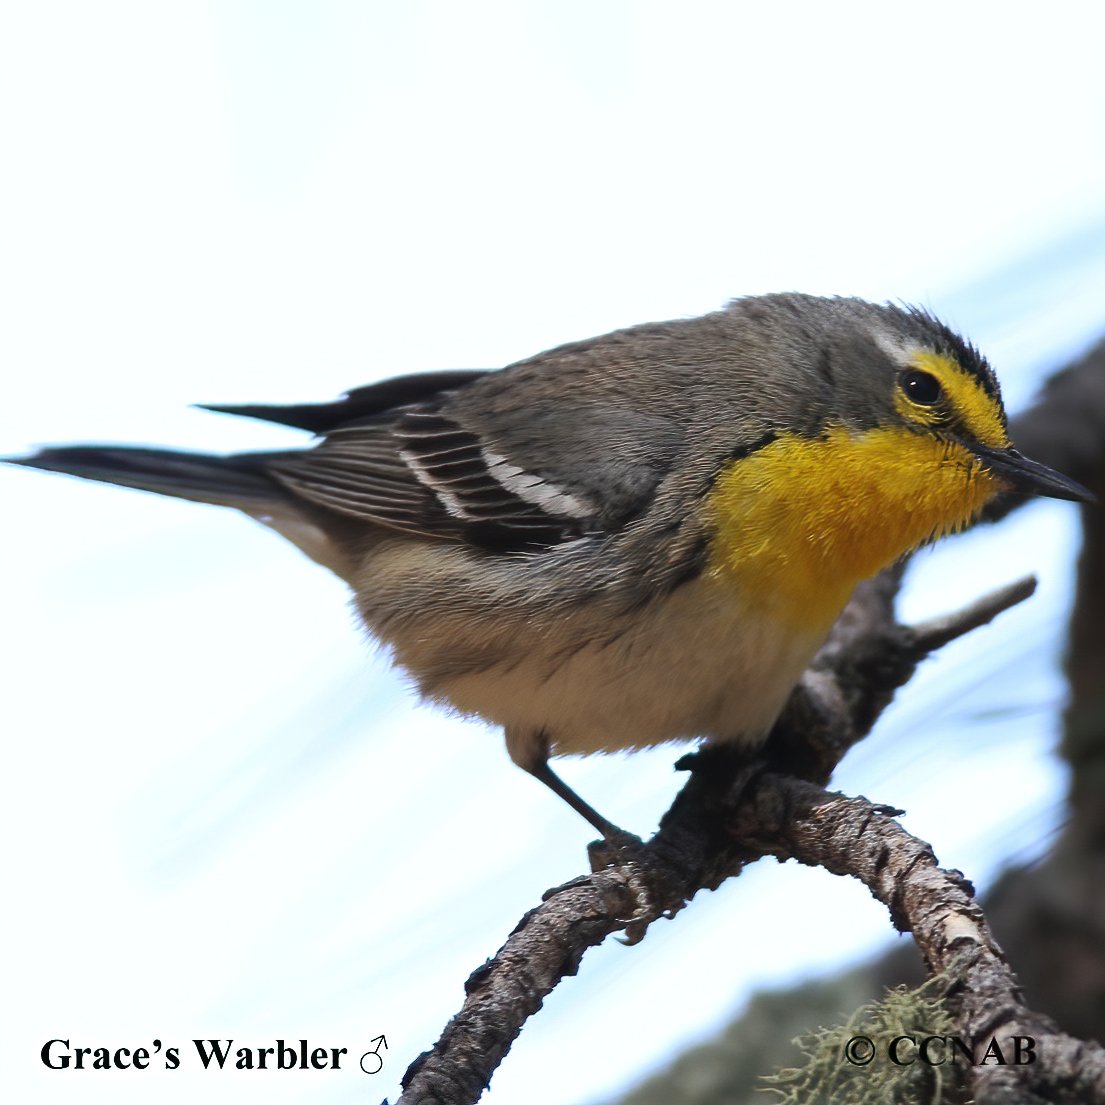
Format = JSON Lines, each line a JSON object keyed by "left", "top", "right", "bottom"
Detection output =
{"left": 900, "top": 369, "right": 943, "bottom": 406}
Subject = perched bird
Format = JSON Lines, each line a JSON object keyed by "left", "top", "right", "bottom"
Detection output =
{"left": 8, "top": 294, "right": 1090, "bottom": 839}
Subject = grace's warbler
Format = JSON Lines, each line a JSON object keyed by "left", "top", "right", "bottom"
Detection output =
{"left": 9, "top": 294, "right": 1090, "bottom": 837}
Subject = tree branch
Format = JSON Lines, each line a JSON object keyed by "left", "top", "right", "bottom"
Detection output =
{"left": 909, "top": 574, "right": 1037, "bottom": 653}
{"left": 742, "top": 780, "right": 1105, "bottom": 1105}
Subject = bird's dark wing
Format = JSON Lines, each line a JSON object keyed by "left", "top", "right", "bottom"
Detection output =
{"left": 226, "top": 374, "right": 686, "bottom": 551}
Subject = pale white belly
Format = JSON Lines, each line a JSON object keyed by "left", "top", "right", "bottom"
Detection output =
{"left": 430, "top": 575, "right": 831, "bottom": 755}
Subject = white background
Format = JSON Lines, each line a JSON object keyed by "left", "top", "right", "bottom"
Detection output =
{"left": 2, "top": 3, "right": 1104, "bottom": 1103}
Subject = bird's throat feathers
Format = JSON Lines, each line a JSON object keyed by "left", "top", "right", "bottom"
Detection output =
{"left": 707, "top": 425, "right": 1002, "bottom": 631}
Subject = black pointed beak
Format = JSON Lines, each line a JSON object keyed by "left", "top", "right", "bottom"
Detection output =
{"left": 973, "top": 443, "right": 1095, "bottom": 503}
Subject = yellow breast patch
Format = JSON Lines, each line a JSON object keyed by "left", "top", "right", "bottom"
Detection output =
{"left": 706, "top": 425, "right": 1002, "bottom": 632}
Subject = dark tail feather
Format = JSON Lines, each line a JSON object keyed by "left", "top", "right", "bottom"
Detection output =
{"left": 5, "top": 446, "right": 285, "bottom": 509}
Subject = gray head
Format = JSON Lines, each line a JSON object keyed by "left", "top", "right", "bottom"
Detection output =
{"left": 704, "top": 293, "right": 1084, "bottom": 501}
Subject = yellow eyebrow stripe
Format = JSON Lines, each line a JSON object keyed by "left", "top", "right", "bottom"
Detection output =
{"left": 896, "top": 350, "right": 1010, "bottom": 448}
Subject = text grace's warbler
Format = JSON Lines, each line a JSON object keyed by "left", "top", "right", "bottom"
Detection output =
{"left": 10, "top": 294, "right": 1090, "bottom": 838}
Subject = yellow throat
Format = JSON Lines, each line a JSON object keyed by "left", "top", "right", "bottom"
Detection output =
{"left": 706, "top": 424, "right": 1003, "bottom": 632}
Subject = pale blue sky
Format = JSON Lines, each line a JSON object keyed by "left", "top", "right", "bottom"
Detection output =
{"left": 2, "top": 4, "right": 1104, "bottom": 1104}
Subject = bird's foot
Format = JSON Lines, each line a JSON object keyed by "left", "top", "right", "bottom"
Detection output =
{"left": 587, "top": 828, "right": 665, "bottom": 945}
{"left": 586, "top": 825, "right": 647, "bottom": 873}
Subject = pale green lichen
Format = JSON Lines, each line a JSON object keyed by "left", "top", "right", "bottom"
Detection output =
{"left": 761, "top": 975, "right": 967, "bottom": 1105}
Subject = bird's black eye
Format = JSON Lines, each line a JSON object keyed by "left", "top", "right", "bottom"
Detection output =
{"left": 900, "top": 369, "right": 943, "bottom": 406}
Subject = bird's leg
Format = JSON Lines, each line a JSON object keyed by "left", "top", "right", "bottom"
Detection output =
{"left": 511, "top": 729, "right": 658, "bottom": 937}
{"left": 526, "top": 756, "right": 628, "bottom": 841}
{"left": 507, "top": 727, "right": 632, "bottom": 843}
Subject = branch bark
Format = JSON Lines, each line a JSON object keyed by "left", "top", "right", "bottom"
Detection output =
{"left": 746, "top": 781, "right": 1105, "bottom": 1105}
